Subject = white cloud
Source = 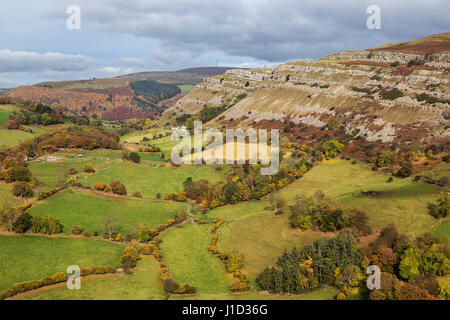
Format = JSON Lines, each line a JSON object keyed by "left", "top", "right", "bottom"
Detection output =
{"left": 0, "top": 49, "right": 94, "bottom": 73}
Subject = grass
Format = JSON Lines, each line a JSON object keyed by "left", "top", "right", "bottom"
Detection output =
{"left": 171, "top": 287, "right": 338, "bottom": 300}
{"left": 432, "top": 220, "right": 450, "bottom": 239}
{"left": 277, "top": 159, "right": 442, "bottom": 235}
{"left": 28, "top": 189, "right": 185, "bottom": 234}
{"left": 209, "top": 201, "right": 327, "bottom": 279}
{"left": 0, "top": 184, "right": 22, "bottom": 207}
{"left": 28, "top": 158, "right": 107, "bottom": 192}
{"left": 52, "top": 149, "right": 164, "bottom": 162}
{"left": 178, "top": 85, "right": 196, "bottom": 93}
{"left": 0, "top": 129, "right": 36, "bottom": 148}
{"left": 206, "top": 159, "right": 443, "bottom": 281}
{"left": 0, "top": 235, "right": 123, "bottom": 291}
{"left": 16, "top": 257, "right": 166, "bottom": 300}
{"left": 0, "top": 109, "right": 10, "bottom": 125}
{"left": 160, "top": 223, "right": 231, "bottom": 294}
{"left": 83, "top": 161, "right": 226, "bottom": 198}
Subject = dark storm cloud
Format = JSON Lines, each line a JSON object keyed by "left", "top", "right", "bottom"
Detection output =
{"left": 48, "top": 0, "right": 450, "bottom": 61}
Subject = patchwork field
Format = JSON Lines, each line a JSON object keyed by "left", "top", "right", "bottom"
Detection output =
{"left": 28, "top": 189, "right": 185, "bottom": 234}
{"left": 160, "top": 223, "right": 231, "bottom": 294}
{"left": 16, "top": 257, "right": 166, "bottom": 300}
{"left": 171, "top": 287, "right": 339, "bottom": 300}
{"left": 0, "top": 184, "right": 22, "bottom": 207}
{"left": 83, "top": 162, "right": 226, "bottom": 198}
{"left": 209, "top": 201, "right": 327, "bottom": 279}
{"left": 0, "top": 129, "right": 36, "bottom": 149}
{"left": 29, "top": 158, "right": 108, "bottom": 192}
{"left": 277, "top": 159, "right": 443, "bottom": 234}
{"left": 205, "top": 158, "right": 445, "bottom": 282}
{"left": 0, "top": 109, "right": 9, "bottom": 125}
{"left": 0, "top": 235, "right": 123, "bottom": 291}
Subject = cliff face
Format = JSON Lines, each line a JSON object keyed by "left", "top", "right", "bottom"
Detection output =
{"left": 170, "top": 34, "right": 450, "bottom": 146}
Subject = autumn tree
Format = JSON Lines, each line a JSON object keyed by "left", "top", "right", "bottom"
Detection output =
{"left": 110, "top": 181, "right": 127, "bottom": 195}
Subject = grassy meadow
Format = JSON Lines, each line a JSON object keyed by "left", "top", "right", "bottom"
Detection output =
{"left": 28, "top": 189, "right": 185, "bottom": 234}
{"left": 277, "top": 159, "right": 443, "bottom": 234}
{"left": 205, "top": 158, "right": 445, "bottom": 281}
{"left": 0, "top": 109, "right": 10, "bottom": 125}
{"left": 0, "top": 235, "right": 123, "bottom": 291}
{"left": 160, "top": 223, "right": 231, "bottom": 294}
{"left": 82, "top": 161, "right": 226, "bottom": 198}
{"left": 29, "top": 158, "right": 107, "bottom": 192}
{"left": 16, "top": 257, "right": 166, "bottom": 300}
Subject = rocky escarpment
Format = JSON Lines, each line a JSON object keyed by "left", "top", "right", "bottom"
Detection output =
{"left": 167, "top": 34, "right": 450, "bottom": 147}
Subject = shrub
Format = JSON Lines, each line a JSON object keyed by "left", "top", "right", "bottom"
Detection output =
{"left": 94, "top": 182, "right": 110, "bottom": 192}
{"left": 110, "top": 181, "right": 127, "bottom": 195}
{"left": 437, "top": 176, "right": 449, "bottom": 187}
{"left": 428, "top": 193, "right": 449, "bottom": 218}
{"left": 68, "top": 168, "right": 77, "bottom": 175}
{"left": 70, "top": 223, "right": 82, "bottom": 235}
{"left": 292, "top": 215, "right": 312, "bottom": 230}
{"left": 396, "top": 160, "right": 413, "bottom": 178}
{"left": 12, "top": 182, "right": 34, "bottom": 198}
{"left": 120, "top": 253, "right": 138, "bottom": 269}
{"left": 129, "top": 152, "right": 141, "bottom": 163}
{"left": 4, "top": 165, "right": 32, "bottom": 183}
{"left": 40, "top": 215, "right": 64, "bottom": 235}
{"left": 382, "top": 88, "right": 404, "bottom": 100}
{"left": 132, "top": 191, "right": 143, "bottom": 198}
{"left": 82, "top": 230, "right": 91, "bottom": 237}
{"left": 12, "top": 212, "right": 33, "bottom": 233}
{"left": 83, "top": 164, "right": 95, "bottom": 173}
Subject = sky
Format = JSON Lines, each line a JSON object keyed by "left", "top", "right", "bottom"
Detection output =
{"left": 0, "top": 0, "right": 448, "bottom": 88}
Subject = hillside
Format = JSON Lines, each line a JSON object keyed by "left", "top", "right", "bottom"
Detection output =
{"left": 4, "top": 67, "right": 242, "bottom": 121}
{"left": 6, "top": 80, "right": 182, "bottom": 121}
{"left": 167, "top": 33, "right": 450, "bottom": 155}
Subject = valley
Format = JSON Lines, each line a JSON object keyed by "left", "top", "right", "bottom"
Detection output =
{"left": 0, "top": 33, "right": 449, "bottom": 302}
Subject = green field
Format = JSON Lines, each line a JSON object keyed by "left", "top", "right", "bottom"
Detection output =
{"left": 432, "top": 220, "right": 450, "bottom": 239}
{"left": 277, "top": 159, "right": 442, "bottom": 234}
{"left": 0, "top": 129, "right": 36, "bottom": 149}
{"left": 16, "top": 257, "right": 166, "bottom": 300}
{"left": 209, "top": 201, "right": 326, "bottom": 278}
{"left": 160, "top": 223, "right": 231, "bottom": 294}
{"left": 52, "top": 149, "right": 164, "bottom": 163}
{"left": 171, "top": 287, "right": 339, "bottom": 300}
{"left": 83, "top": 161, "right": 226, "bottom": 198}
{"left": 0, "top": 235, "right": 123, "bottom": 291}
{"left": 0, "top": 109, "right": 10, "bottom": 125}
{"left": 178, "top": 85, "right": 196, "bottom": 93}
{"left": 29, "top": 158, "right": 107, "bottom": 192}
{"left": 28, "top": 189, "right": 185, "bottom": 234}
{"left": 205, "top": 158, "right": 445, "bottom": 281}
{"left": 0, "top": 184, "right": 22, "bottom": 207}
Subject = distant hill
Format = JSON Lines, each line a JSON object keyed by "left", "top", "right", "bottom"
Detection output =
{"left": 118, "top": 67, "right": 244, "bottom": 85}
{"left": 5, "top": 66, "right": 242, "bottom": 120}
{"left": 177, "top": 67, "right": 245, "bottom": 77}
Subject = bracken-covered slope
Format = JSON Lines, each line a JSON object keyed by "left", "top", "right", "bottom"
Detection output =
{"left": 5, "top": 79, "right": 182, "bottom": 121}
{"left": 169, "top": 33, "right": 450, "bottom": 149}
{"left": 5, "top": 67, "right": 242, "bottom": 121}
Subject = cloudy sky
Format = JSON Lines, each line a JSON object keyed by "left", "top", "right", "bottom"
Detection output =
{"left": 0, "top": 0, "right": 448, "bottom": 87}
